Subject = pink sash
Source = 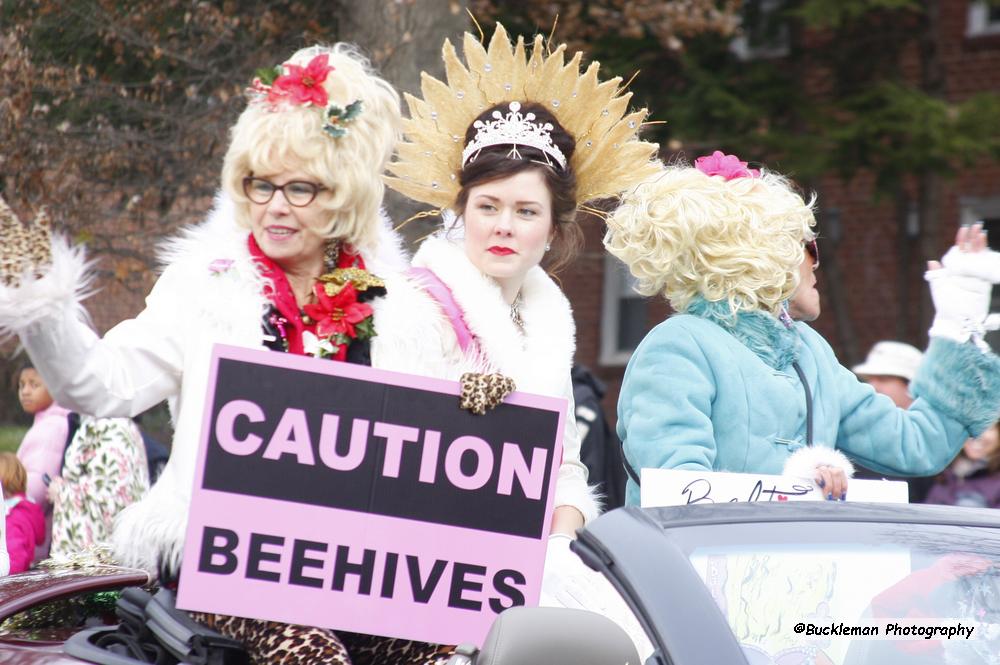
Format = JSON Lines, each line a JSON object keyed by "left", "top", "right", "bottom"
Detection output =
{"left": 407, "top": 268, "right": 480, "bottom": 357}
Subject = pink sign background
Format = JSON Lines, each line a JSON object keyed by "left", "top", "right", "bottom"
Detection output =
{"left": 177, "top": 344, "right": 565, "bottom": 646}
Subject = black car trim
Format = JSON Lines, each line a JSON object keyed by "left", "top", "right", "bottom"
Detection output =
{"left": 575, "top": 508, "right": 750, "bottom": 665}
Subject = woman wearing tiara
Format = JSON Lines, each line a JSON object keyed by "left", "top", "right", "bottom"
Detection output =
{"left": 373, "top": 24, "right": 659, "bottom": 592}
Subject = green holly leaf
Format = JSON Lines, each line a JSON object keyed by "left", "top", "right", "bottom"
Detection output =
{"left": 342, "top": 99, "right": 363, "bottom": 121}
{"left": 323, "top": 99, "right": 363, "bottom": 139}
{"left": 323, "top": 123, "right": 348, "bottom": 138}
{"left": 354, "top": 316, "right": 375, "bottom": 339}
{"left": 254, "top": 65, "right": 282, "bottom": 86}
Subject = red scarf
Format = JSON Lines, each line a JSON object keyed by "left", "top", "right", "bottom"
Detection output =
{"left": 248, "top": 235, "right": 368, "bottom": 357}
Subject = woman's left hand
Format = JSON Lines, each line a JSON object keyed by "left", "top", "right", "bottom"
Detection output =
{"left": 936, "top": 223, "right": 999, "bottom": 282}
{"left": 927, "top": 224, "right": 997, "bottom": 346}
{"left": 814, "top": 464, "right": 848, "bottom": 501}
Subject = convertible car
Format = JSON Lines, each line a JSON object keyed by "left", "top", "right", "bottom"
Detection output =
{"left": 2, "top": 502, "right": 998, "bottom": 664}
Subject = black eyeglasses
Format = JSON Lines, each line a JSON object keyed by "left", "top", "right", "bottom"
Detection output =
{"left": 242, "top": 177, "right": 327, "bottom": 207}
{"left": 805, "top": 238, "right": 820, "bottom": 269}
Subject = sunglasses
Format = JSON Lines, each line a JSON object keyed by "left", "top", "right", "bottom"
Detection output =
{"left": 804, "top": 239, "right": 820, "bottom": 268}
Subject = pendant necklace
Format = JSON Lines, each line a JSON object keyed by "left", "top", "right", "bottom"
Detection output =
{"left": 510, "top": 290, "right": 524, "bottom": 330}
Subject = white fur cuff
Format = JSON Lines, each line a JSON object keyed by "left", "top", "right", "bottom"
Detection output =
{"left": 554, "top": 480, "right": 602, "bottom": 525}
{"left": 0, "top": 235, "right": 94, "bottom": 340}
{"left": 941, "top": 245, "right": 1000, "bottom": 284}
{"left": 782, "top": 445, "right": 855, "bottom": 481}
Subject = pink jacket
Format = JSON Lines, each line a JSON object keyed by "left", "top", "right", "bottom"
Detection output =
{"left": 16, "top": 402, "right": 70, "bottom": 506}
{"left": 6, "top": 495, "right": 45, "bottom": 573}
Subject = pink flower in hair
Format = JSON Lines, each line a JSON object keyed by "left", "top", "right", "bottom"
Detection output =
{"left": 269, "top": 53, "right": 333, "bottom": 107}
{"left": 694, "top": 150, "right": 760, "bottom": 180}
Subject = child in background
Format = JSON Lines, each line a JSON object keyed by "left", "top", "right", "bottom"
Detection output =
{"left": 924, "top": 422, "right": 1000, "bottom": 509}
{"left": 16, "top": 364, "right": 69, "bottom": 507}
{"left": 1, "top": 453, "right": 45, "bottom": 573}
{"left": 48, "top": 416, "right": 149, "bottom": 557}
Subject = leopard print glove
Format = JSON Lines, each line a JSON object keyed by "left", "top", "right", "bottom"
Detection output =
{"left": 0, "top": 194, "right": 52, "bottom": 288}
{"left": 459, "top": 372, "right": 516, "bottom": 415}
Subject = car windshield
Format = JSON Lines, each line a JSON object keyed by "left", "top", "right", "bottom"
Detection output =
{"left": 668, "top": 520, "right": 1000, "bottom": 665}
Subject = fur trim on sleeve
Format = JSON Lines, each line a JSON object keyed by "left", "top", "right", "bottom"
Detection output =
{"left": 111, "top": 468, "right": 190, "bottom": 577}
{"left": 911, "top": 337, "right": 1000, "bottom": 437}
{"left": 0, "top": 235, "right": 95, "bottom": 341}
{"left": 782, "top": 445, "right": 856, "bottom": 481}
{"left": 554, "top": 479, "right": 603, "bottom": 525}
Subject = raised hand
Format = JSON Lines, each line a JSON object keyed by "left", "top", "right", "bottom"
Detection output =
{"left": 0, "top": 194, "right": 52, "bottom": 288}
{"left": 926, "top": 223, "right": 997, "bottom": 347}
{"left": 929, "top": 223, "right": 1000, "bottom": 283}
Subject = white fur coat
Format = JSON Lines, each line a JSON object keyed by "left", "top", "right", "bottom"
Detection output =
{"left": 372, "top": 236, "right": 600, "bottom": 523}
{"left": 0, "top": 194, "right": 406, "bottom": 574}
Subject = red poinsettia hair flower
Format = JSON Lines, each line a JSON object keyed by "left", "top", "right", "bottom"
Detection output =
{"left": 303, "top": 282, "right": 373, "bottom": 339}
{"left": 694, "top": 150, "right": 760, "bottom": 181}
{"left": 269, "top": 53, "right": 333, "bottom": 107}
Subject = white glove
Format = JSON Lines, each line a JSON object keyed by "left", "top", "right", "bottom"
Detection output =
{"left": 941, "top": 245, "right": 1000, "bottom": 284}
{"left": 538, "top": 533, "right": 578, "bottom": 606}
{"left": 926, "top": 267, "right": 996, "bottom": 349}
{"left": 538, "top": 533, "right": 655, "bottom": 660}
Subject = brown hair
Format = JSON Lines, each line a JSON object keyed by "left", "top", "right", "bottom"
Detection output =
{"left": 454, "top": 102, "right": 582, "bottom": 274}
{"left": 0, "top": 452, "right": 27, "bottom": 496}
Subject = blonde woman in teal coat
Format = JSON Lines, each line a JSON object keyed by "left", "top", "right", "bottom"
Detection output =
{"left": 606, "top": 152, "right": 1000, "bottom": 506}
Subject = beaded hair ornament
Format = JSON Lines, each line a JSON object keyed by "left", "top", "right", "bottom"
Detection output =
{"left": 246, "top": 51, "right": 362, "bottom": 139}
{"left": 385, "top": 23, "right": 661, "bottom": 209}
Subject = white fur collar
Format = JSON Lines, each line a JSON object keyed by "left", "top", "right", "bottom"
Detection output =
{"left": 411, "top": 235, "right": 575, "bottom": 394}
{"left": 147, "top": 192, "right": 410, "bottom": 356}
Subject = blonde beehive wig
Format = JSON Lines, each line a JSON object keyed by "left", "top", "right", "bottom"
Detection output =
{"left": 221, "top": 44, "right": 401, "bottom": 251}
{"left": 604, "top": 163, "right": 816, "bottom": 317}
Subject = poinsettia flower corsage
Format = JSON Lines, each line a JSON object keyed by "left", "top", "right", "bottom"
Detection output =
{"left": 302, "top": 276, "right": 382, "bottom": 361}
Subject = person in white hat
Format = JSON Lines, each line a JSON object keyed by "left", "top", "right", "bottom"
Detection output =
{"left": 852, "top": 341, "right": 925, "bottom": 408}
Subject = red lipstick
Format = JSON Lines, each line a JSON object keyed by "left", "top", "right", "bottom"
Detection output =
{"left": 488, "top": 246, "right": 515, "bottom": 256}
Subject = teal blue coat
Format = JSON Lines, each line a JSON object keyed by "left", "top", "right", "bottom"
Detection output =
{"left": 617, "top": 300, "right": 1000, "bottom": 506}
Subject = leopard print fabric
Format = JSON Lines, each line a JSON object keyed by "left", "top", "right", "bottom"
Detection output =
{"left": 188, "top": 612, "right": 350, "bottom": 665}
{"left": 188, "top": 613, "right": 454, "bottom": 665}
{"left": 0, "top": 194, "right": 51, "bottom": 287}
{"left": 459, "top": 372, "right": 516, "bottom": 415}
{"left": 340, "top": 632, "right": 455, "bottom": 665}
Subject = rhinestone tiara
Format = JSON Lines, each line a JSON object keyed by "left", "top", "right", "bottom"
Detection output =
{"left": 461, "top": 102, "right": 567, "bottom": 170}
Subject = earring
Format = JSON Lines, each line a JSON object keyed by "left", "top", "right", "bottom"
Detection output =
{"left": 545, "top": 242, "right": 552, "bottom": 252}
{"left": 323, "top": 239, "right": 341, "bottom": 272}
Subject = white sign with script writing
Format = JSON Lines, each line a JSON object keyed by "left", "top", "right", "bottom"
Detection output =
{"left": 640, "top": 468, "right": 909, "bottom": 508}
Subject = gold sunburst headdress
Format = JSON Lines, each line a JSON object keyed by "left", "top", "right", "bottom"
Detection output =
{"left": 385, "top": 23, "right": 661, "bottom": 210}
